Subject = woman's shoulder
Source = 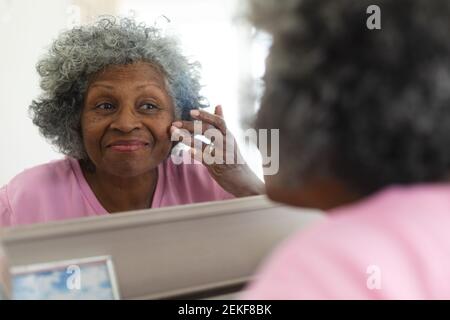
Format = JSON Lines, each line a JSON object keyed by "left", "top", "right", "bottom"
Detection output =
{"left": 244, "top": 184, "right": 450, "bottom": 299}
{"left": 0, "top": 158, "right": 82, "bottom": 227}
{"left": 283, "top": 184, "right": 450, "bottom": 267}
{"left": 6, "top": 158, "right": 74, "bottom": 190}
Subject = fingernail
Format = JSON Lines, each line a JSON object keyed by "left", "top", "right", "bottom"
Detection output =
{"left": 190, "top": 109, "right": 200, "bottom": 117}
{"left": 172, "top": 121, "right": 183, "bottom": 128}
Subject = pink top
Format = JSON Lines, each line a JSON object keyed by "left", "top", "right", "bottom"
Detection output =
{"left": 242, "top": 184, "right": 450, "bottom": 299}
{"left": 0, "top": 155, "right": 234, "bottom": 227}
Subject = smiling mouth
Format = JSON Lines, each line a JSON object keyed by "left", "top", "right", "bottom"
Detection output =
{"left": 107, "top": 140, "right": 150, "bottom": 153}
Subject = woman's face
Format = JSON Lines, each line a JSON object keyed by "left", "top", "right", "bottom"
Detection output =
{"left": 81, "top": 61, "right": 174, "bottom": 177}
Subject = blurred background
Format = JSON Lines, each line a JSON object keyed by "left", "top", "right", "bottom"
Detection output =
{"left": 0, "top": 0, "right": 270, "bottom": 185}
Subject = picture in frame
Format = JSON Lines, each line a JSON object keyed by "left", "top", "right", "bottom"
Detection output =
{"left": 10, "top": 255, "right": 120, "bottom": 300}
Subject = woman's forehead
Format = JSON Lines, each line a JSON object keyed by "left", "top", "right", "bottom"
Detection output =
{"left": 88, "top": 61, "right": 166, "bottom": 87}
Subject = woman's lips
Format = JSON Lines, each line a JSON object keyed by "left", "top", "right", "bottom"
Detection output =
{"left": 107, "top": 140, "right": 149, "bottom": 152}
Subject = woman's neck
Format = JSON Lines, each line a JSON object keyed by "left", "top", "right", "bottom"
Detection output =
{"left": 80, "top": 163, "right": 158, "bottom": 213}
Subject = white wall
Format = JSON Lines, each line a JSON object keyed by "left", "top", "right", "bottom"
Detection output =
{"left": 0, "top": 0, "right": 70, "bottom": 185}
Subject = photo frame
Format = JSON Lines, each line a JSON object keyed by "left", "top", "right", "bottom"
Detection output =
{"left": 10, "top": 255, "right": 120, "bottom": 300}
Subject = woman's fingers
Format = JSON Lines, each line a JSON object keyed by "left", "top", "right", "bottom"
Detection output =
{"left": 171, "top": 105, "right": 226, "bottom": 135}
{"left": 171, "top": 122, "right": 224, "bottom": 148}
{"left": 170, "top": 126, "right": 217, "bottom": 153}
{"left": 170, "top": 105, "right": 230, "bottom": 164}
{"left": 170, "top": 105, "right": 227, "bottom": 142}
{"left": 214, "top": 105, "right": 224, "bottom": 118}
{"left": 189, "top": 106, "right": 227, "bottom": 134}
{"left": 172, "top": 120, "right": 212, "bottom": 134}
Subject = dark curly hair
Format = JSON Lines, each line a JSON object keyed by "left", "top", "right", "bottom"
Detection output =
{"left": 250, "top": 0, "right": 450, "bottom": 195}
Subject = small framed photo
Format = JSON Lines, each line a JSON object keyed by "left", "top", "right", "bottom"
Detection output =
{"left": 10, "top": 256, "right": 120, "bottom": 300}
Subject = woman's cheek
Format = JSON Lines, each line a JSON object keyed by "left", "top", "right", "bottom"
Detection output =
{"left": 154, "top": 128, "right": 172, "bottom": 149}
{"left": 81, "top": 115, "right": 107, "bottom": 153}
{"left": 147, "top": 114, "right": 174, "bottom": 142}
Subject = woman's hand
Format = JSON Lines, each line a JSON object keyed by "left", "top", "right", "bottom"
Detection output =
{"left": 170, "top": 105, "right": 265, "bottom": 197}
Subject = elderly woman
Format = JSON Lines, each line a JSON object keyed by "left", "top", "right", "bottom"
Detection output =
{"left": 0, "top": 17, "right": 264, "bottom": 227}
{"left": 243, "top": 0, "right": 450, "bottom": 299}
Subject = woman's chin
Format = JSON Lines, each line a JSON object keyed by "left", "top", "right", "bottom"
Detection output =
{"left": 101, "top": 159, "right": 156, "bottom": 178}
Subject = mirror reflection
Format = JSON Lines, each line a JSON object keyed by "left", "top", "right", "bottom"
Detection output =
{"left": 0, "top": 0, "right": 267, "bottom": 228}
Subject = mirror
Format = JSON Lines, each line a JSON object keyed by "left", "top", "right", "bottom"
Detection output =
{"left": 0, "top": 0, "right": 276, "bottom": 229}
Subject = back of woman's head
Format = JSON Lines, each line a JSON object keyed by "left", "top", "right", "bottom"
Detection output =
{"left": 250, "top": 0, "right": 450, "bottom": 195}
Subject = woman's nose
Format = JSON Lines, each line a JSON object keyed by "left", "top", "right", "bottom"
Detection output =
{"left": 110, "top": 107, "right": 142, "bottom": 133}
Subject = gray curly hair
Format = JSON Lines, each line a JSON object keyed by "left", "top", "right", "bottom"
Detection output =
{"left": 29, "top": 16, "right": 207, "bottom": 159}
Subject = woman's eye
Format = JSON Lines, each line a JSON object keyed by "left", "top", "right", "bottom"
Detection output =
{"left": 96, "top": 103, "right": 115, "bottom": 110}
{"left": 140, "top": 103, "right": 159, "bottom": 111}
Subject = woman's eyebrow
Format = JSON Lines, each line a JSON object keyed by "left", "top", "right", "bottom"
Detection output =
{"left": 135, "top": 82, "right": 165, "bottom": 90}
{"left": 89, "top": 82, "right": 165, "bottom": 91}
{"left": 89, "top": 83, "right": 115, "bottom": 90}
